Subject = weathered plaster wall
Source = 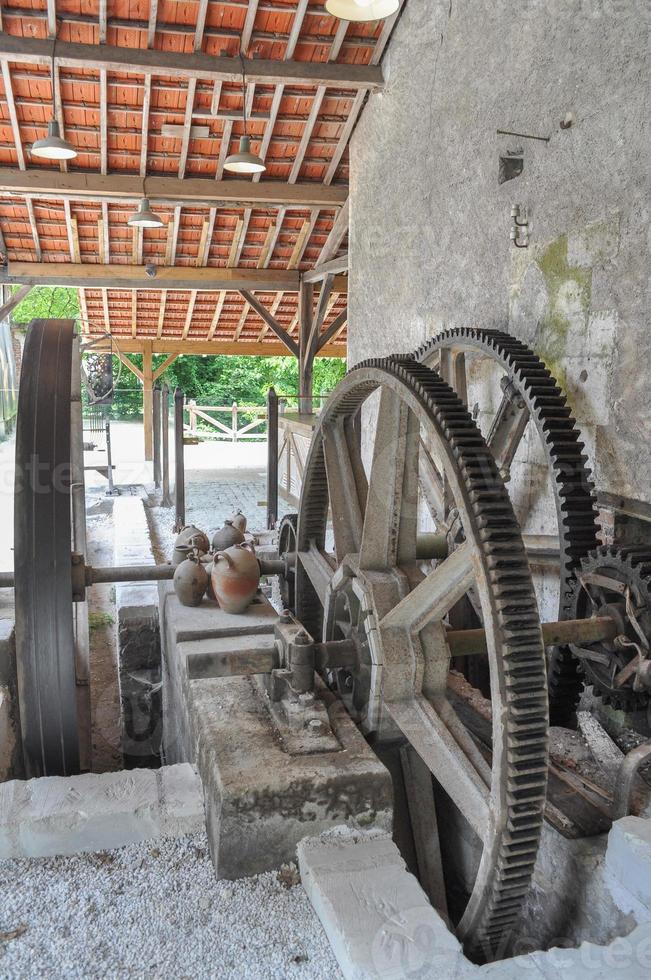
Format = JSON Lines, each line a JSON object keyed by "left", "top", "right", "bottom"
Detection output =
{"left": 349, "top": 0, "right": 650, "bottom": 503}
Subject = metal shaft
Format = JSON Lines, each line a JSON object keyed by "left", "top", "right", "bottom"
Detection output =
{"left": 446, "top": 616, "right": 619, "bottom": 658}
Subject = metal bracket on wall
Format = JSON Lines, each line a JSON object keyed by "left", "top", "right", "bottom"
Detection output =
{"left": 510, "top": 203, "right": 529, "bottom": 248}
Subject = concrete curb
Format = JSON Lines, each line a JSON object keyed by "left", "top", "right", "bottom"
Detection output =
{"left": 0, "top": 763, "right": 205, "bottom": 859}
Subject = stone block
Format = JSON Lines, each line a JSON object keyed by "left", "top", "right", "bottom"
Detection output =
{"left": 158, "top": 579, "right": 278, "bottom": 643}
{"left": 0, "top": 764, "right": 204, "bottom": 859}
{"left": 297, "top": 830, "right": 466, "bottom": 980}
{"left": 605, "top": 817, "right": 651, "bottom": 914}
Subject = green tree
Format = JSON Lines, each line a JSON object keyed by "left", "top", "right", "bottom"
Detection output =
{"left": 11, "top": 286, "right": 79, "bottom": 323}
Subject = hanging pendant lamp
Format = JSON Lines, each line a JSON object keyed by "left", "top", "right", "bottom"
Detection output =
{"left": 325, "top": 0, "right": 399, "bottom": 22}
{"left": 224, "top": 56, "right": 265, "bottom": 175}
{"left": 31, "top": 36, "right": 78, "bottom": 161}
{"left": 127, "top": 197, "right": 164, "bottom": 229}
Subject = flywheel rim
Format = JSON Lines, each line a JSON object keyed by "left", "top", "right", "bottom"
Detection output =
{"left": 295, "top": 357, "right": 549, "bottom": 959}
{"left": 14, "top": 319, "right": 79, "bottom": 777}
{"left": 417, "top": 328, "right": 600, "bottom": 725}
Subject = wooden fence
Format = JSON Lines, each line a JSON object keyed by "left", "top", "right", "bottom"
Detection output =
{"left": 185, "top": 400, "right": 269, "bottom": 442}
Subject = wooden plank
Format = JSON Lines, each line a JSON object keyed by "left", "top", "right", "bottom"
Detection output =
{"left": 194, "top": 0, "right": 209, "bottom": 51}
{"left": 288, "top": 216, "right": 315, "bottom": 270}
{"left": 153, "top": 353, "right": 178, "bottom": 381}
{"left": 0, "top": 262, "right": 301, "bottom": 292}
{"left": 207, "top": 290, "right": 226, "bottom": 340}
{"left": 99, "top": 68, "right": 108, "bottom": 175}
{"left": 233, "top": 301, "right": 250, "bottom": 342}
{"left": 115, "top": 347, "right": 143, "bottom": 382}
{"left": 182, "top": 290, "right": 198, "bottom": 340}
{"left": 91, "top": 338, "right": 345, "bottom": 358}
{"left": 147, "top": 0, "right": 158, "bottom": 48}
{"left": 196, "top": 215, "right": 212, "bottom": 267}
{"left": 240, "top": 0, "right": 259, "bottom": 53}
{"left": 252, "top": 84, "right": 284, "bottom": 183}
{"left": 239, "top": 289, "right": 299, "bottom": 357}
{"left": 131, "top": 291, "right": 137, "bottom": 339}
{"left": 256, "top": 293, "right": 283, "bottom": 342}
{"left": 227, "top": 218, "right": 245, "bottom": 268}
{"left": 325, "top": 89, "right": 366, "bottom": 186}
{"left": 0, "top": 35, "right": 384, "bottom": 91}
{"left": 157, "top": 291, "right": 167, "bottom": 339}
{"left": 303, "top": 253, "right": 348, "bottom": 283}
{"left": 286, "top": 0, "right": 309, "bottom": 59}
{"left": 0, "top": 284, "right": 31, "bottom": 321}
{"left": 101, "top": 202, "right": 110, "bottom": 262}
{"left": 316, "top": 306, "right": 347, "bottom": 352}
{"left": 289, "top": 86, "right": 325, "bottom": 184}
{"left": 47, "top": 0, "right": 58, "bottom": 39}
{"left": 178, "top": 77, "right": 197, "bottom": 179}
{"left": 0, "top": 169, "right": 349, "bottom": 209}
{"left": 1, "top": 62, "right": 25, "bottom": 170}
{"left": 140, "top": 75, "right": 152, "bottom": 178}
{"left": 318, "top": 198, "right": 349, "bottom": 263}
{"left": 25, "top": 199, "right": 41, "bottom": 260}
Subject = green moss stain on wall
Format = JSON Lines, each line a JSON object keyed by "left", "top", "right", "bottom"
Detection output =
{"left": 533, "top": 234, "right": 592, "bottom": 389}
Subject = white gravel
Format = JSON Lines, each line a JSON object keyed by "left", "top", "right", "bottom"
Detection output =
{"left": 0, "top": 832, "right": 342, "bottom": 980}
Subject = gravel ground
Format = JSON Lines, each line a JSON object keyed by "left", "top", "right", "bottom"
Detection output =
{"left": 0, "top": 833, "right": 342, "bottom": 980}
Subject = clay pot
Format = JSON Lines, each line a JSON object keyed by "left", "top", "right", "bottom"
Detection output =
{"left": 200, "top": 552, "right": 217, "bottom": 601}
{"left": 173, "top": 524, "right": 209, "bottom": 564}
{"left": 210, "top": 543, "right": 260, "bottom": 614}
{"left": 211, "top": 519, "right": 245, "bottom": 552}
{"left": 173, "top": 553, "right": 209, "bottom": 607}
{"left": 229, "top": 509, "right": 247, "bottom": 533}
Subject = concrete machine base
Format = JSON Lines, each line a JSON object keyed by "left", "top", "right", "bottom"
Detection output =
{"left": 158, "top": 582, "right": 393, "bottom": 879}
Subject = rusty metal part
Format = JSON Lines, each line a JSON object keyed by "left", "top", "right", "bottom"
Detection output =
{"left": 445, "top": 616, "right": 618, "bottom": 658}
{"left": 294, "top": 356, "right": 549, "bottom": 960}
{"left": 417, "top": 328, "right": 600, "bottom": 725}
{"left": 13, "top": 319, "right": 79, "bottom": 778}
{"left": 570, "top": 547, "right": 651, "bottom": 709}
{"left": 613, "top": 741, "right": 651, "bottom": 819}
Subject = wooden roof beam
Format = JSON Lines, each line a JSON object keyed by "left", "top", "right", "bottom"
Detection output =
{"left": 0, "top": 35, "right": 383, "bottom": 91}
{"left": 0, "top": 169, "right": 348, "bottom": 209}
{"left": 90, "top": 338, "right": 346, "bottom": 358}
{"left": 1, "top": 262, "right": 302, "bottom": 292}
{"left": 303, "top": 254, "right": 348, "bottom": 284}
{"left": 239, "top": 289, "right": 299, "bottom": 357}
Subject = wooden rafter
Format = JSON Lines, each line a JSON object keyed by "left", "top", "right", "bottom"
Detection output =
{"left": 0, "top": 35, "right": 384, "bottom": 91}
{"left": 239, "top": 289, "right": 299, "bottom": 357}
{"left": 0, "top": 170, "right": 348, "bottom": 209}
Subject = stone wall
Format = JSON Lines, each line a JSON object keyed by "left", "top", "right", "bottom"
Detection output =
{"left": 348, "top": 0, "right": 650, "bottom": 504}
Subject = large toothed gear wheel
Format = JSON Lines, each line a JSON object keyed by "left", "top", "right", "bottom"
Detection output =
{"left": 570, "top": 547, "right": 651, "bottom": 711}
{"left": 416, "top": 329, "right": 600, "bottom": 725}
{"left": 277, "top": 513, "right": 298, "bottom": 611}
{"left": 294, "top": 356, "right": 549, "bottom": 959}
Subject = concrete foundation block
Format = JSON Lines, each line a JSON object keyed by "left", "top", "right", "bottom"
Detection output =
{"left": 605, "top": 816, "right": 651, "bottom": 914}
{"left": 0, "top": 686, "right": 17, "bottom": 782}
{"left": 0, "top": 764, "right": 204, "bottom": 859}
{"left": 113, "top": 497, "right": 162, "bottom": 765}
{"left": 159, "top": 584, "right": 393, "bottom": 880}
{"left": 297, "top": 830, "right": 467, "bottom": 980}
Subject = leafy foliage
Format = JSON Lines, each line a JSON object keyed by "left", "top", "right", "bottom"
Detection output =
{"left": 11, "top": 286, "right": 80, "bottom": 323}
{"left": 9, "top": 285, "right": 347, "bottom": 420}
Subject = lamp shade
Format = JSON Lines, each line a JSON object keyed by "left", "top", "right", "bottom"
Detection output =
{"left": 31, "top": 119, "right": 78, "bottom": 161}
{"left": 127, "top": 198, "right": 164, "bottom": 229}
{"left": 223, "top": 135, "right": 266, "bottom": 175}
{"left": 325, "top": 0, "right": 399, "bottom": 21}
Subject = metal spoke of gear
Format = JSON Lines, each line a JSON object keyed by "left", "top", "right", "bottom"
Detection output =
{"left": 416, "top": 328, "right": 600, "bottom": 724}
{"left": 294, "top": 356, "right": 549, "bottom": 959}
{"left": 14, "top": 318, "right": 79, "bottom": 777}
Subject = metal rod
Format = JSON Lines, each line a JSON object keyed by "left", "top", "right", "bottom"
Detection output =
{"left": 258, "top": 558, "right": 285, "bottom": 577}
{"left": 613, "top": 740, "right": 651, "bottom": 819}
{"left": 86, "top": 563, "right": 175, "bottom": 585}
{"left": 267, "top": 385, "right": 278, "bottom": 530}
{"left": 152, "top": 384, "right": 161, "bottom": 489}
{"left": 105, "top": 417, "right": 115, "bottom": 494}
{"left": 446, "top": 616, "right": 619, "bottom": 658}
{"left": 174, "top": 387, "right": 185, "bottom": 531}
{"left": 161, "top": 384, "right": 172, "bottom": 507}
{"left": 416, "top": 533, "right": 449, "bottom": 560}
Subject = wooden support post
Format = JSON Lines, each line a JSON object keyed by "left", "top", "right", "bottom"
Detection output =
{"left": 188, "top": 399, "right": 197, "bottom": 436}
{"left": 174, "top": 387, "right": 186, "bottom": 531}
{"left": 161, "top": 384, "right": 172, "bottom": 507}
{"left": 266, "top": 386, "right": 278, "bottom": 530}
{"left": 232, "top": 401, "right": 238, "bottom": 443}
{"left": 152, "top": 385, "right": 161, "bottom": 489}
{"left": 142, "top": 340, "right": 154, "bottom": 461}
{"left": 299, "top": 280, "right": 314, "bottom": 415}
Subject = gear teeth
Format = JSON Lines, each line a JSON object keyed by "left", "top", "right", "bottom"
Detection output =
{"left": 569, "top": 545, "right": 651, "bottom": 711}
{"left": 296, "top": 353, "right": 550, "bottom": 960}
{"left": 417, "top": 327, "right": 600, "bottom": 726}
